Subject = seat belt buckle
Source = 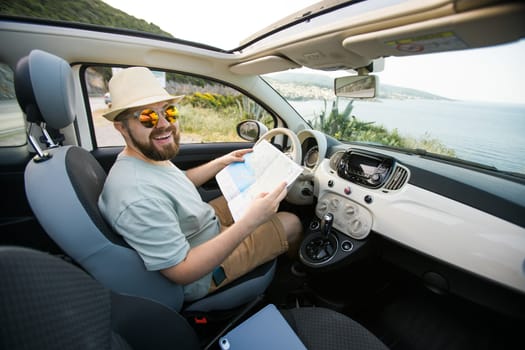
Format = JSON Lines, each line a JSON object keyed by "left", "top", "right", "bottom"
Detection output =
{"left": 194, "top": 316, "right": 208, "bottom": 324}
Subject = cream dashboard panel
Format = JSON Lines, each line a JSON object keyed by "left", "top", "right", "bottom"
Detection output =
{"left": 314, "top": 158, "right": 525, "bottom": 294}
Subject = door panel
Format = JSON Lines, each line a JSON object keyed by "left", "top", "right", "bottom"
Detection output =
{"left": 0, "top": 149, "right": 61, "bottom": 253}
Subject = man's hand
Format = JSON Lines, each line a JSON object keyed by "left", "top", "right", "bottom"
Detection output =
{"left": 161, "top": 181, "right": 288, "bottom": 285}
{"left": 219, "top": 148, "right": 252, "bottom": 167}
{"left": 238, "top": 181, "right": 288, "bottom": 231}
{"left": 186, "top": 148, "right": 252, "bottom": 187}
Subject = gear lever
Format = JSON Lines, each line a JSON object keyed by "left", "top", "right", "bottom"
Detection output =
{"left": 302, "top": 213, "right": 336, "bottom": 264}
{"left": 321, "top": 213, "right": 334, "bottom": 237}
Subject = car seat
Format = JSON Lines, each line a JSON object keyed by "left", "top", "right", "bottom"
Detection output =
{"left": 15, "top": 49, "right": 275, "bottom": 314}
{"left": 0, "top": 246, "right": 390, "bottom": 350}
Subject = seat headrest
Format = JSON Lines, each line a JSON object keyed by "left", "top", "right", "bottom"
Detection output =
{"left": 14, "top": 49, "right": 76, "bottom": 129}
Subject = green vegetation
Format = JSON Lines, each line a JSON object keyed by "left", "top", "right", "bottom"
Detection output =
{"left": 0, "top": 0, "right": 172, "bottom": 37}
{"left": 182, "top": 92, "right": 272, "bottom": 123}
{"left": 178, "top": 93, "right": 273, "bottom": 142}
{"left": 313, "top": 98, "right": 455, "bottom": 156}
{"left": 185, "top": 93, "right": 239, "bottom": 110}
{"left": 179, "top": 105, "right": 243, "bottom": 142}
{"left": 177, "top": 92, "right": 454, "bottom": 157}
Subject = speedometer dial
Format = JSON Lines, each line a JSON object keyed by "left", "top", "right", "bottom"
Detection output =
{"left": 304, "top": 146, "right": 319, "bottom": 169}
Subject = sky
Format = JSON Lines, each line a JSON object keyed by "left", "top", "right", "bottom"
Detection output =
{"left": 102, "top": 0, "right": 525, "bottom": 104}
{"left": 376, "top": 41, "right": 525, "bottom": 104}
{"left": 102, "top": 0, "right": 318, "bottom": 49}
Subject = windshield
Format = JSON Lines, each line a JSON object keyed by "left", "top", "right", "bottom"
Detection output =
{"left": 264, "top": 40, "right": 525, "bottom": 176}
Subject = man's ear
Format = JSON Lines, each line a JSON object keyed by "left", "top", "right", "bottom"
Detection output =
{"left": 114, "top": 121, "right": 126, "bottom": 134}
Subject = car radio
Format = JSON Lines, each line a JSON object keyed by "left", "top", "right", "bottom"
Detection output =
{"left": 335, "top": 149, "right": 394, "bottom": 188}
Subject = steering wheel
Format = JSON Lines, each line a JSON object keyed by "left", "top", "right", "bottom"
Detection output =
{"left": 255, "top": 128, "right": 302, "bottom": 164}
{"left": 256, "top": 128, "right": 313, "bottom": 205}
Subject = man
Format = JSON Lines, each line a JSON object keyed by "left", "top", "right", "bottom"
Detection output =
{"left": 98, "top": 67, "right": 302, "bottom": 302}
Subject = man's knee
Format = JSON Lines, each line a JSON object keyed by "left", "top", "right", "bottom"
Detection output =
{"left": 276, "top": 212, "right": 303, "bottom": 244}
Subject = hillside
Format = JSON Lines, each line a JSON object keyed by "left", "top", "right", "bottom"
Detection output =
{"left": 266, "top": 72, "right": 450, "bottom": 101}
{"left": 0, "top": 0, "right": 172, "bottom": 37}
{"left": 378, "top": 84, "right": 449, "bottom": 100}
{"left": 0, "top": 0, "right": 175, "bottom": 100}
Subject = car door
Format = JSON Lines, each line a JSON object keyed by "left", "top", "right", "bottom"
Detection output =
{"left": 0, "top": 62, "right": 62, "bottom": 253}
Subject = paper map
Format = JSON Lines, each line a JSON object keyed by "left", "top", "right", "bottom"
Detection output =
{"left": 216, "top": 139, "right": 303, "bottom": 221}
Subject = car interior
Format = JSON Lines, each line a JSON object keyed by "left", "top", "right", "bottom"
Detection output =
{"left": 1, "top": 0, "right": 525, "bottom": 349}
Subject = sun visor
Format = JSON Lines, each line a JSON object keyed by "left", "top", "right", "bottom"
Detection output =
{"left": 342, "top": 3, "right": 525, "bottom": 59}
{"left": 230, "top": 55, "right": 300, "bottom": 75}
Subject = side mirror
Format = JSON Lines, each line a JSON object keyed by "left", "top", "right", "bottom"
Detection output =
{"left": 334, "top": 75, "right": 378, "bottom": 98}
{"left": 236, "top": 120, "right": 269, "bottom": 142}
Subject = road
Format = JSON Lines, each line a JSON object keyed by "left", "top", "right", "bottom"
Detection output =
{"left": 0, "top": 100, "right": 25, "bottom": 145}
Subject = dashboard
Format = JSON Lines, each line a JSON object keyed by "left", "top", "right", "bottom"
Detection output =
{"left": 293, "top": 129, "right": 525, "bottom": 297}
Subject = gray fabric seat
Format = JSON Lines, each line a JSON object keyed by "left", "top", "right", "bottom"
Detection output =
{"left": 0, "top": 246, "right": 200, "bottom": 350}
{"left": 15, "top": 49, "right": 275, "bottom": 314}
{"left": 0, "top": 246, "right": 390, "bottom": 350}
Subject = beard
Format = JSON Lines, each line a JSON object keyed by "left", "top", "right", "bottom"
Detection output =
{"left": 127, "top": 124, "right": 180, "bottom": 161}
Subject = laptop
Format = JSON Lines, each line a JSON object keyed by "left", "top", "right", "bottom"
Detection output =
{"left": 218, "top": 304, "right": 307, "bottom": 350}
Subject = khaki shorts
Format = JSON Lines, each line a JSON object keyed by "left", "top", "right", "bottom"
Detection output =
{"left": 207, "top": 196, "right": 288, "bottom": 293}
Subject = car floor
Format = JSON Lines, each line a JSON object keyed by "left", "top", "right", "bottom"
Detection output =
{"left": 266, "top": 255, "right": 525, "bottom": 350}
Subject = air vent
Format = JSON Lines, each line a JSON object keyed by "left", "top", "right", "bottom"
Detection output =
{"left": 329, "top": 151, "right": 345, "bottom": 171}
{"left": 383, "top": 165, "right": 409, "bottom": 191}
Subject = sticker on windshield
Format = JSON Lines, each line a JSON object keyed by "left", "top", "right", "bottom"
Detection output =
{"left": 385, "top": 32, "right": 467, "bottom": 54}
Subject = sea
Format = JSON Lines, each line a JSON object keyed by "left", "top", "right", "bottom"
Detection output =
{"left": 290, "top": 99, "right": 525, "bottom": 174}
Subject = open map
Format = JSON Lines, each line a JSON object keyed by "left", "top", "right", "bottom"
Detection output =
{"left": 216, "top": 139, "right": 303, "bottom": 221}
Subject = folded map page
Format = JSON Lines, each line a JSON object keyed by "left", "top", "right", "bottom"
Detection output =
{"left": 216, "top": 139, "right": 304, "bottom": 222}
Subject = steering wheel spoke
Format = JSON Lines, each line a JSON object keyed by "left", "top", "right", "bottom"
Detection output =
{"left": 255, "top": 128, "right": 302, "bottom": 164}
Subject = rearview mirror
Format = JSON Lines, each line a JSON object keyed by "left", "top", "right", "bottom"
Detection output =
{"left": 334, "top": 75, "right": 378, "bottom": 98}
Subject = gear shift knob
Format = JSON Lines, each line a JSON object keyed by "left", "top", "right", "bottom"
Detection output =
{"left": 321, "top": 213, "right": 334, "bottom": 237}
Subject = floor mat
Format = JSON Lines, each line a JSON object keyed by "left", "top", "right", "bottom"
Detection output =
{"left": 360, "top": 281, "right": 524, "bottom": 350}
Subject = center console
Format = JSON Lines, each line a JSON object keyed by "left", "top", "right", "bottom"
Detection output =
{"left": 299, "top": 215, "right": 368, "bottom": 268}
{"left": 299, "top": 149, "right": 390, "bottom": 268}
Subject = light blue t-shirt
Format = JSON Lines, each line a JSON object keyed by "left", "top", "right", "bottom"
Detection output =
{"left": 98, "top": 154, "right": 220, "bottom": 301}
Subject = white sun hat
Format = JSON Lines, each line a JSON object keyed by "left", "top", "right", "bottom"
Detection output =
{"left": 102, "top": 67, "right": 183, "bottom": 121}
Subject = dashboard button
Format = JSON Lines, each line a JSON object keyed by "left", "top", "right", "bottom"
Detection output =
{"left": 344, "top": 204, "right": 355, "bottom": 216}
{"left": 329, "top": 198, "right": 340, "bottom": 211}
{"left": 341, "top": 241, "right": 353, "bottom": 251}
{"left": 317, "top": 200, "right": 328, "bottom": 212}
{"left": 350, "top": 219, "right": 362, "bottom": 232}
